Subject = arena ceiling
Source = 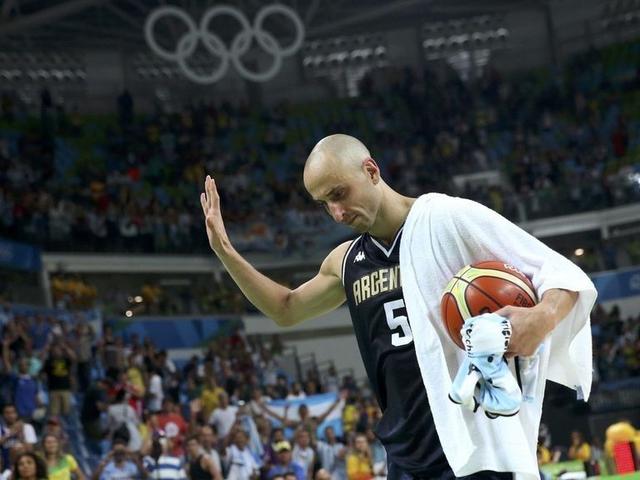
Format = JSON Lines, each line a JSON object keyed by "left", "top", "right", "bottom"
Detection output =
{"left": 0, "top": 0, "right": 538, "bottom": 51}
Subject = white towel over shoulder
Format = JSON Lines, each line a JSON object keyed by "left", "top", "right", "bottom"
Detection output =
{"left": 399, "top": 193, "right": 597, "bottom": 480}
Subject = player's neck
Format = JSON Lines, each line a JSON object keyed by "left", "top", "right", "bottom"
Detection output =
{"left": 368, "top": 190, "right": 416, "bottom": 246}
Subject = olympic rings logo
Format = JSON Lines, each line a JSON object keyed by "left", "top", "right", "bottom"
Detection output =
{"left": 144, "top": 4, "right": 305, "bottom": 84}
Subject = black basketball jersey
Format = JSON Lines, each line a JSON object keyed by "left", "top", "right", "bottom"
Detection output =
{"left": 342, "top": 228, "right": 448, "bottom": 476}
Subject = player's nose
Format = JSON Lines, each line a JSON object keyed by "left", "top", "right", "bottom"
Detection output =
{"left": 328, "top": 203, "right": 346, "bottom": 223}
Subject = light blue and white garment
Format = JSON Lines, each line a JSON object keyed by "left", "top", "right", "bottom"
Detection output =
{"left": 450, "top": 313, "right": 523, "bottom": 418}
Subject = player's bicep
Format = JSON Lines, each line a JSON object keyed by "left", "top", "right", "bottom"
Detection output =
{"left": 284, "top": 265, "right": 345, "bottom": 326}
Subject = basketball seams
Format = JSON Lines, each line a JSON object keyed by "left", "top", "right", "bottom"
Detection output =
{"left": 460, "top": 267, "right": 537, "bottom": 303}
{"left": 464, "top": 281, "right": 505, "bottom": 314}
{"left": 457, "top": 275, "right": 536, "bottom": 307}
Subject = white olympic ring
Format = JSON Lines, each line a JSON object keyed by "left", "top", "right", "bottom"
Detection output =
{"left": 144, "top": 4, "right": 305, "bottom": 84}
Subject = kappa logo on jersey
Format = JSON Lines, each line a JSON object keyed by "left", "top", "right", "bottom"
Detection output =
{"left": 354, "top": 251, "right": 366, "bottom": 262}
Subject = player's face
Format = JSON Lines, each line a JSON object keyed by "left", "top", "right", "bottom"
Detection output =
{"left": 305, "top": 159, "right": 381, "bottom": 233}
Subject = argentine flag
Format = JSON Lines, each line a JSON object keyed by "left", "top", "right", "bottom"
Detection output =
{"left": 265, "top": 392, "right": 344, "bottom": 439}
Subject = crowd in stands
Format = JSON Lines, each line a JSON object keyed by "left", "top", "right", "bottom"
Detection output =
{"left": 1, "top": 297, "right": 639, "bottom": 480}
{"left": 1, "top": 40, "right": 640, "bottom": 259}
{"left": 591, "top": 303, "right": 640, "bottom": 382}
{"left": 0, "top": 300, "right": 394, "bottom": 480}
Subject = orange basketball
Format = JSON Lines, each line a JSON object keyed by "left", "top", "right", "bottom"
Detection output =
{"left": 440, "top": 261, "right": 538, "bottom": 349}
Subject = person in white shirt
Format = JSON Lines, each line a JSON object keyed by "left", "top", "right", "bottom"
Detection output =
{"left": 224, "top": 430, "right": 259, "bottom": 480}
{"left": 316, "top": 427, "right": 347, "bottom": 480}
{"left": 286, "top": 383, "right": 306, "bottom": 401}
{"left": 147, "top": 368, "right": 164, "bottom": 413}
{"left": 143, "top": 435, "right": 187, "bottom": 480}
{"left": 208, "top": 392, "right": 238, "bottom": 440}
{"left": 292, "top": 429, "right": 314, "bottom": 480}
{"left": 0, "top": 404, "right": 37, "bottom": 461}
{"left": 106, "top": 390, "right": 142, "bottom": 452}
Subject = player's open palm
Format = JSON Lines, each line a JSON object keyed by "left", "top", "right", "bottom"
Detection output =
{"left": 200, "top": 175, "right": 230, "bottom": 254}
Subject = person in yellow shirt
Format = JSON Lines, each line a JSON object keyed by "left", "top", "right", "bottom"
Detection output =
{"left": 126, "top": 356, "right": 146, "bottom": 398}
{"left": 42, "top": 434, "right": 84, "bottom": 480}
{"left": 537, "top": 444, "right": 551, "bottom": 465}
{"left": 342, "top": 397, "right": 359, "bottom": 434}
{"left": 568, "top": 431, "right": 591, "bottom": 462}
{"left": 200, "top": 377, "right": 226, "bottom": 422}
{"left": 346, "top": 434, "right": 373, "bottom": 480}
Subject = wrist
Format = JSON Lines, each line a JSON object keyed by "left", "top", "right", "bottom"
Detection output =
{"left": 215, "top": 241, "right": 235, "bottom": 260}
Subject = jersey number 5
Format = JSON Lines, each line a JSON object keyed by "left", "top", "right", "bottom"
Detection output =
{"left": 384, "top": 299, "right": 413, "bottom": 347}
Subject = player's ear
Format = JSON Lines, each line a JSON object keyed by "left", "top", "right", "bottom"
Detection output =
{"left": 362, "top": 158, "right": 380, "bottom": 184}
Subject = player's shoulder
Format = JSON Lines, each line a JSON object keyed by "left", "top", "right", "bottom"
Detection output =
{"left": 321, "top": 239, "right": 360, "bottom": 277}
{"left": 415, "top": 192, "right": 474, "bottom": 215}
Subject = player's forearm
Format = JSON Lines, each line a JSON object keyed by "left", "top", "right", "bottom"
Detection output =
{"left": 536, "top": 288, "right": 579, "bottom": 333}
{"left": 216, "top": 246, "right": 295, "bottom": 326}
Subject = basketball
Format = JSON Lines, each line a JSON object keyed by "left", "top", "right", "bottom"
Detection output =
{"left": 440, "top": 261, "right": 538, "bottom": 349}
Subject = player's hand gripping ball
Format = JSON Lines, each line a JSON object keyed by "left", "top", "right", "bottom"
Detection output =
{"left": 441, "top": 261, "right": 537, "bottom": 349}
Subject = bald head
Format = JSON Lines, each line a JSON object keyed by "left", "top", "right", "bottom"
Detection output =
{"left": 303, "top": 134, "right": 371, "bottom": 189}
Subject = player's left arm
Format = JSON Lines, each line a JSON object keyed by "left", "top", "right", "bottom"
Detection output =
{"left": 443, "top": 195, "right": 597, "bottom": 358}
{"left": 496, "top": 288, "right": 578, "bottom": 357}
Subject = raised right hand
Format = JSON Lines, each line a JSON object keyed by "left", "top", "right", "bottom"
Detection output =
{"left": 200, "top": 175, "right": 232, "bottom": 255}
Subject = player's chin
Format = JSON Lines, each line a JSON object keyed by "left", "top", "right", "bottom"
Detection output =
{"left": 349, "top": 219, "right": 370, "bottom": 233}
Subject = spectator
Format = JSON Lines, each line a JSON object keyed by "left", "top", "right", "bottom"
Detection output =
{"left": 41, "top": 434, "right": 84, "bottom": 480}
{"left": 286, "top": 384, "right": 306, "bottom": 401}
{"left": 100, "top": 335, "right": 125, "bottom": 382}
{"left": 156, "top": 398, "right": 188, "bottom": 457}
{"left": 568, "top": 430, "right": 592, "bottom": 462}
{"left": 42, "top": 419, "right": 69, "bottom": 453}
{"left": 537, "top": 444, "right": 551, "bottom": 466}
{"left": 260, "top": 397, "right": 341, "bottom": 435}
{"left": 41, "top": 342, "right": 75, "bottom": 418}
{"left": 208, "top": 392, "right": 238, "bottom": 440}
{"left": 106, "top": 389, "right": 142, "bottom": 453}
{"left": 200, "top": 377, "right": 225, "bottom": 422}
{"left": 81, "top": 379, "right": 109, "bottom": 455}
{"left": 315, "top": 470, "right": 331, "bottom": 480}
{"left": 254, "top": 417, "right": 274, "bottom": 472}
{"left": 143, "top": 435, "right": 187, "bottom": 480}
{"left": 345, "top": 434, "right": 372, "bottom": 480}
{"left": 316, "top": 427, "right": 347, "bottom": 480}
{"left": 92, "top": 439, "right": 146, "bottom": 480}
{"left": 364, "top": 429, "right": 385, "bottom": 480}
{"left": 267, "top": 441, "right": 305, "bottom": 480}
{"left": 123, "top": 358, "right": 145, "bottom": 416}
{"left": 224, "top": 430, "right": 259, "bottom": 480}
{"left": 185, "top": 435, "right": 222, "bottom": 480}
{"left": 198, "top": 426, "right": 222, "bottom": 475}
{"left": 291, "top": 430, "right": 314, "bottom": 480}
{"left": 323, "top": 367, "right": 339, "bottom": 394}
{"left": 28, "top": 317, "right": 50, "bottom": 352}
{"left": 12, "top": 452, "right": 48, "bottom": 480}
{"left": 3, "top": 357, "right": 39, "bottom": 421}
{"left": 73, "top": 322, "right": 94, "bottom": 392}
{"left": 146, "top": 367, "right": 164, "bottom": 413}
{"left": 0, "top": 404, "right": 37, "bottom": 468}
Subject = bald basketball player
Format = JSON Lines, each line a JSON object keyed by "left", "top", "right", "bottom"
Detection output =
{"left": 200, "top": 134, "right": 579, "bottom": 480}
